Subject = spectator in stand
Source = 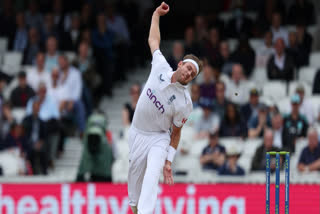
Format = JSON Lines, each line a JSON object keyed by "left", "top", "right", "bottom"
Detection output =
{"left": 23, "top": 27, "right": 43, "bottom": 65}
{"left": 255, "top": 31, "right": 275, "bottom": 68}
{"left": 1, "top": 122, "right": 28, "bottom": 173}
{"left": 41, "top": 13, "right": 60, "bottom": 43}
{"left": 287, "top": 0, "right": 315, "bottom": 26}
{"left": 22, "top": 101, "right": 48, "bottom": 175}
{"left": 10, "top": 71, "right": 35, "bottom": 108}
{"left": 219, "top": 41, "right": 233, "bottom": 75}
{"left": 199, "top": 64, "right": 216, "bottom": 102}
{"left": 251, "top": 129, "right": 280, "bottom": 171}
{"left": 200, "top": 131, "right": 226, "bottom": 171}
{"left": 203, "top": 27, "right": 221, "bottom": 66}
{"left": 13, "top": 12, "right": 28, "bottom": 52}
{"left": 47, "top": 68, "right": 66, "bottom": 111}
{"left": 105, "top": 2, "right": 130, "bottom": 44}
{"left": 255, "top": 0, "right": 286, "bottom": 37}
{"left": 270, "top": 12, "right": 288, "bottom": 46}
{"left": 58, "top": 55, "right": 86, "bottom": 134}
{"left": 27, "top": 52, "right": 50, "bottom": 91}
{"left": 230, "top": 34, "right": 255, "bottom": 77}
{"left": 73, "top": 41, "right": 96, "bottom": 111}
{"left": 26, "top": 82, "right": 60, "bottom": 167}
{"left": 194, "top": 98, "right": 220, "bottom": 140}
{"left": 288, "top": 85, "right": 316, "bottom": 125}
{"left": 26, "top": 82, "right": 60, "bottom": 131}
{"left": 218, "top": 146, "right": 245, "bottom": 176}
{"left": 167, "top": 41, "right": 184, "bottom": 71}
{"left": 248, "top": 103, "right": 272, "bottom": 138}
{"left": 92, "top": 13, "right": 115, "bottom": 97}
{"left": 283, "top": 94, "right": 308, "bottom": 153}
{"left": 79, "top": 3, "right": 94, "bottom": 30}
{"left": 25, "top": 0, "right": 43, "bottom": 31}
{"left": 79, "top": 28, "right": 93, "bottom": 56}
{"left": 212, "top": 81, "right": 230, "bottom": 120}
{"left": 286, "top": 31, "right": 309, "bottom": 68}
{"left": 60, "top": 13, "right": 81, "bottom": 52}
{"left": 225, "top": 64, "right": 250, "bottom": 105}
{"left": 267, "top": 38, "right": 295, "bottom": 81}
{"left": 44, "top": 36, "right": 59, "bottom": 73}
{"left": 194, "top": 15, "right": 208, "bottom": 42}
{"left": 207, "top": 11, "right": 224, "bottom": 35}
{"left": 122, "top": 84, "right": 141, "bottom": 127}
{"left": 226, "top": 5, "right": 253, "bottom": 38}
{"left": 241, "top": 88, "right": 260, "bottom": 124}
{"left": 0, "top": 102, "right": 14, "bottom": 142}
{"left": 298, "top": 128, "right": 320, "bottom": 172}
{"left": 52, "top": 0, "right": 65, "bottom": 33}
{"left": 219, "top": 102, "right": 247, "bottom": 138}
{"left": 271, "top": 113, "right": 284, "bottom": 149}
{"left": 296, "top": 20, "right": 313, "bottom": 57}
{"left": 184, "top": 26, "right": 203, "bottom": 57}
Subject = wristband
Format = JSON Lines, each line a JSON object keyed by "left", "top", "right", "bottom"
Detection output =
{"left": 167, "top": 146, "right": 177, "bottom": 162}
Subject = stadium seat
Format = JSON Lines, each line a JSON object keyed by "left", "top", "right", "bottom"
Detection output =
{"left": 64, "top": 51, "right": 76, "bottom": 63}
{"left": 174, "top": 155, "right": 201, "bottom": 175}
{"left": 286, "top": 25, "right": 296, "bottom": 32}
{"left": 3, "top": 77, "right": 18, "bottom": 100}
{"left": 116, "top": 141, "right": 129, "bottom": 159}
{"left": 246, "top": 12, "right": 257, "bottom": 21}
{"left": 238, "top": 156, "right": 253, "bottom": 174}
{"left": 250, "top": 67, "right": 268, "bottom": 89}
{"left": 249, "top": 39, "right": 264, "bottom": 52}
{"left": 309, "top": 52, "right": 320, "bottom": 68}
{"left": 262, "top": 81, "right": 287, "bottom": 102}
{"left": 276, "top": 97, "right": 291, "bottom": 115}
{"left": 228, "top": 39, "right": 238, "bottom": 52}
{"left": 218, "top": 12, "right": 232, "bottom": 23}
{"left": 0, "top": 38, "right": 8, "bottom": 64}
{"left": 189, "top": 139, "right": 208, "bottom": 156}
{"left": 0, "top": 149, "right": 22, "bottom": 176}
{"left": 307, "top": 25, "right": 317, "bottom": 38}
{"left": 288, "top": 81, "right": 312, "bottom": 97}
{"left": 2, "top": 52, "right": 23, "bottom": 76}
{"left": 242, "top": 139, "right": 263, "bottom": 157}
{"left": 22, "top": 65, "right": 34, "bottom": 73}
{"left": 309, "top": 96, "right": 320, "bottom": 114}
{"left": 298, "top": 66, "right": 317, "bottom": 84}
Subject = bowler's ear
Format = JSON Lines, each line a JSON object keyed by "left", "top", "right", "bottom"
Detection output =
{"left": 177, "top": 61, "right": 183, "bottom": 68}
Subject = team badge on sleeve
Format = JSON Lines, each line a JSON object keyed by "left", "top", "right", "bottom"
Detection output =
{"left": 167, "top": 95, "right": 176, "bottom": 105}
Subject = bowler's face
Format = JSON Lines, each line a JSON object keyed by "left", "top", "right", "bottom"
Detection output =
{"left": 177, "top": 61, "right": 197, "bottom": 85}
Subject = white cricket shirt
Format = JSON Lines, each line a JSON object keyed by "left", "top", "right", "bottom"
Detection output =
{"left": 132, "top": 50, "right": 193, "bottom": 133}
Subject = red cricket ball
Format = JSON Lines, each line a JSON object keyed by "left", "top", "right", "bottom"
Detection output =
{"left": 162, "top": 4, "right": 168, "bottom": 10}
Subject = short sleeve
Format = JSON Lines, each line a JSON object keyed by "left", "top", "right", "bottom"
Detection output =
{"left": 151, "top": 49, "right": 172, "bottom": 73}
{"left": 173, "top": 103, "right": 192, "bottom": 128}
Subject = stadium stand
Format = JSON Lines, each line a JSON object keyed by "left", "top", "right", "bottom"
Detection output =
{"left": 0, "top": 0, "right": 320, "bottom": 188}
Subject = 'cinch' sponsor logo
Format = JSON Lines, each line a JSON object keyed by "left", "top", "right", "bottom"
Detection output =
{"left": 147, "top": 88, "right": 165, "bottom": 114}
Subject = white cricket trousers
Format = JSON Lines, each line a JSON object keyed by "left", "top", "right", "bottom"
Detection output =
{"left": 128, "top": 126, "right": 170, "bottom": 214}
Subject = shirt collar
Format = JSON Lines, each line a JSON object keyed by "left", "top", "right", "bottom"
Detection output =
{"left": 166, "top": 71, "right": 188, "bottom": 89}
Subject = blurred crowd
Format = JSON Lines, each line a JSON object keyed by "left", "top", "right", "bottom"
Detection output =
{"left": 122, "top": 0, "right": 320, "bottom": 176}
{"left": 0, "top": 0, "right": 149, "bottom": 176}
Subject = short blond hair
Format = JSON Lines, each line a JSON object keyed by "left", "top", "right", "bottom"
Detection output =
{"left": 183, "top": 54, "right": 203, "bottom": 75}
